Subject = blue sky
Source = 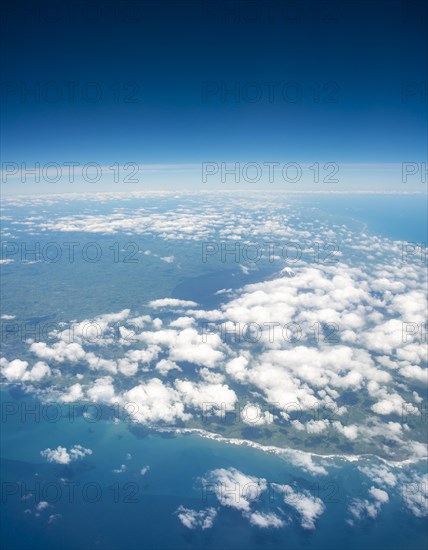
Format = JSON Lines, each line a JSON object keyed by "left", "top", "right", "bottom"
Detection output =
{"left": 1, "top": 0, "right": 427, "bottom": 192}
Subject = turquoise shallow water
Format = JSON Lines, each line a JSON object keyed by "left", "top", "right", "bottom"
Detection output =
{"left": 1, "top": 194, "right": 427, "bottom": 549}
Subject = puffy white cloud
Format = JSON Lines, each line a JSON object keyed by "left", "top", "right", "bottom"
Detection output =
{"left": 176, "top": 506, "right": 217, "bottom": 529}
{"left": 202, "top": 468, "right": 267, "bottom": 512}
{"left": 125, "top": 346, "right": 160, "bottom": 365}
{"left": 391, "top": 291, "right": 427, "bottom": 322}
{"left": 155, "top": 359, "right": 182, "bottom": 376}
{"left": 332, "top": 422, "right": 359, "bottom": 441}
{"left": 86, "top": 376, "right": 117, "bottom": 403}
{"left": 35, "top": 501, "right": 49, "bottom": 512}
{"left": 240, "top": 403, "right": 273, "bottom": 426}
{"left": 117, "top": 359, "right": 139, "bottom": 377}
{"left": 274, "top": 484, "right": 325, "bottom": 529}
{"left": 59, "top": 383, "right": 84, "bottom": 403}
{"left": 170, "top": 316, "right": 195, "bottom": 328}
{"left": 68, "top": 444, "right": 93, "bottom": 460}
{"left": 85, "top": 352, "right": 117, "bottom": 374}
{"left": 369, "top": 487, "right": 389, "bottom": 503}
{"left": 398, "top": 364, "right": 428, "bottom": 383}
{"left": 198, "top": 367, "right": 225, "bottom": 384}
{"left": 1, "top": 358, "right": 28, "bottom": 381}
{"left": 399, "top": 472, "right": 428, "bottom": 517}
{"left": 362, "top": 320, "right": 404, "bottom": 354}
{"left": 370, "top": 392, "right": 405, "bottom": 416}
{"left": 225, "top": 356, "right": 249, "bottom": 382}
{"left": 284, "top": 452, "right": 328, "bottom": 476}
{"left": 168, "top": 328, "right": 224, "bottom": 368}
{"left": 30, "top": 341, "right": 86, "bottom": 363}
{"left": 96, "top": 309, "right": 130, "bottom": 324}
{"left": 22, "top": 361, "right": 51, "bottom": 382}
{"left": 358, "top": 465, "right": 397, "bottom": 488}
{"left": 0, "top": 358, "right": 51, "bottom": 382}
{"left": 127, "top": 314, "right": 151, "bottom": 328}
{"left": 41, "top": 444, "right": 92, "bottom": 464}
{"left": 348, "top": 486, "right": 389, "bottom": 522}
{"left": 135, "top": 329, "right": 177, "bottom": 347}
{"left": 305, "top": 420, "right": 329, "bottom": 434}
{"left": 245, "top": 511, "right": 285, "bottom": 528}
{"left": 122, "top": 378, "right": 191, "bottom": 424}
{"left": 149, "top": 298, "right": 197, "bottom": 308}
{"left": 175, "top": 380, "right": 237, "bottom": 415}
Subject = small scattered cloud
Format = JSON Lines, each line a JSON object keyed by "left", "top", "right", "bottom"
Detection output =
{"left": 176, "top": 506, "right": 217, "bottom": 530}
{"left": 40, "top": 445, "right": 92, "bottom": 465}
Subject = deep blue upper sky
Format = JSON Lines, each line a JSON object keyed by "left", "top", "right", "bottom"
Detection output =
{"left": 1, "top": 0, "right": 427, "bottom": 191}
